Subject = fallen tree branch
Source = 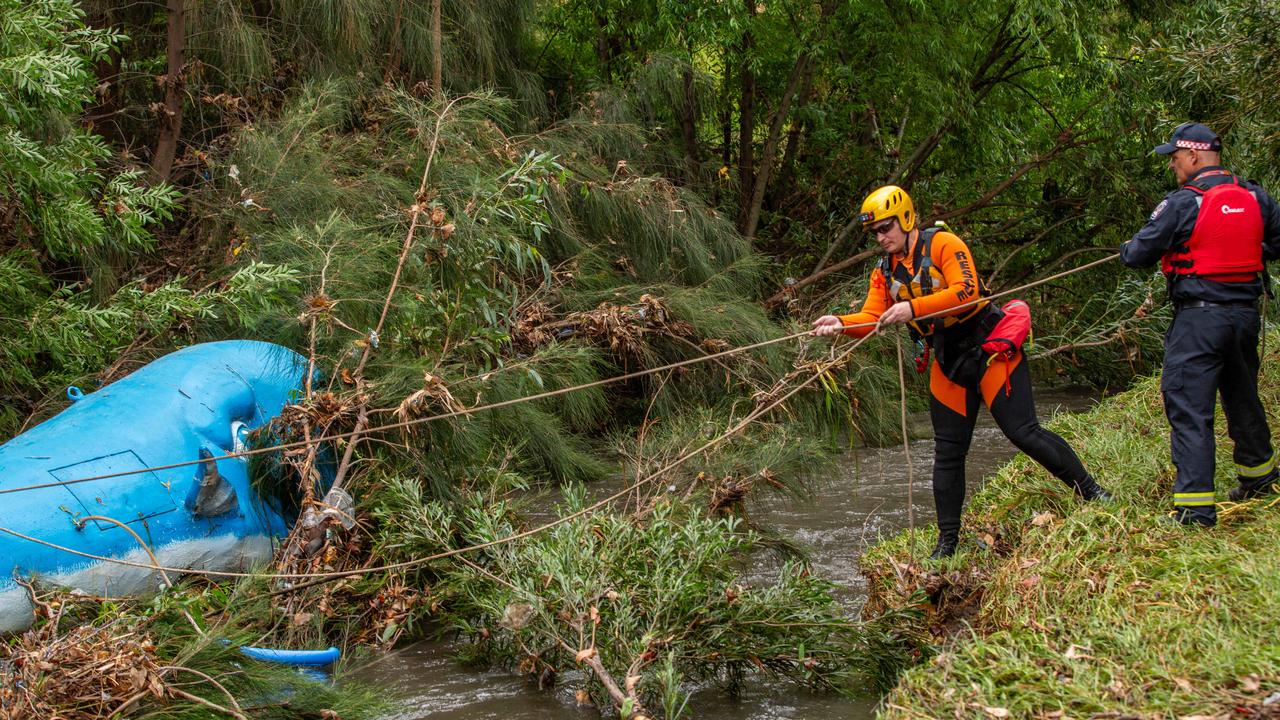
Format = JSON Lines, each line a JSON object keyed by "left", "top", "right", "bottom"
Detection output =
{"left": 985, "top": 212, "right": 1087, "bottom": 287}
{"left": 158, "top": 665, "right": 244, "bottom": 717}
{"left": 1031, "top": 333, "right": 1127, "bottom": 360}
{"left": 932, "top": 131, "right": 1098, "bottom": 224}
{"left": 167, "top": 686, "right": 248, "bottom": 720}
{"left": 763, "top": 246, "right": 877, "bottom": 308}
{"left": 1001, "top": 244, "right": 1112, "bottom": 290}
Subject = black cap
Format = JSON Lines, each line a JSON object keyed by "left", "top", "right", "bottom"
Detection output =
{"left": 1154, "top": 122, "right": 1222, "bottom": 154}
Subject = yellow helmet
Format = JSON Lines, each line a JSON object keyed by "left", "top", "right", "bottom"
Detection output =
{"left": 858, "top": 185, "right": 916, "bottom": 233}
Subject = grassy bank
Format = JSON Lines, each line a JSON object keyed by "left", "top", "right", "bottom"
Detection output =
{"left": 862, "top": 332, "right": 1280, "bottom": 718}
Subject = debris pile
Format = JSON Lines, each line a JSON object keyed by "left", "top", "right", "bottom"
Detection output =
{"left": 0, "top": 585, "right": 166, "bottom": 720}
{"left": 512, "top": 294, "right": 699, "bottom": 360}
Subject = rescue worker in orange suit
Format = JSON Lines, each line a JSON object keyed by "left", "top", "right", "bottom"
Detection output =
{"left": 812, "top": 186, "right": 1111, "bottom": 559}
{"left": 1121, "top": 122, "right": 1280, "bottom": 526}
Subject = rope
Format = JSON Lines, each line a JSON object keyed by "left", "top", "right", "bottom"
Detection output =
{"left": 894, "top": 334, "right": 917, "bottom": 567}
{"left": 0, "top": 328, "right": 812, "bottom": 496}
{"left": 0, "top": 253, "right": 1120, "bottom": 498}
{"left": 0, "top": 333, "right": 878, "bottom": 583}
{"left": 76, "top": 514, "right": 205, "bottom": 636}
{"left": 0, "top": 251, "right": 1125, "bottom": 588}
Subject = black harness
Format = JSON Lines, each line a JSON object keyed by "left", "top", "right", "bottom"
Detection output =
{"left": 878, "top": 227, "right": 1000, "bottom": 385}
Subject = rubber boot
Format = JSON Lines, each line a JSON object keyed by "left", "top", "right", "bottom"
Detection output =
{"left": 1075, "top": 475, "right": 1114, "bottom": 503}
{"left": 1228, "top": 470, "right": 1279, "bottom": 502}
{"left": 1159, "top": 507, "right": 1215, "bottom": 527}
{"left": 929, "top": 530, "right": 959, "bottom": 560}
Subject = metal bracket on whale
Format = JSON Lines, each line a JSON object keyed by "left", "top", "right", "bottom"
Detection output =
{"left": 0, "top": 340, "right": 317, "bottom": 633}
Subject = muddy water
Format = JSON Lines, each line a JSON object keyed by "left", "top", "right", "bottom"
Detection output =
{"left": 356, "top": 389, "right": 1099, "bottom": 720}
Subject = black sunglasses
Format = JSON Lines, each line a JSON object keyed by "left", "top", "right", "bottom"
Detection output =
{"left": 869, "top": 220, "right": 897, "bottom": 235}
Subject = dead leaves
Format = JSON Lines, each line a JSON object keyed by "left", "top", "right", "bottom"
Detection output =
{"left": 277, "top": 391, "right": 355, "bottom": 432}
{"left": 0, "top": 587, "right": 168, "bottom": 720}
{"left": 396, "top": 371, "right": 471, "bottom": 427}
{"left": 500, "top": 603, "right": 535, "bottom": 630}
{"left": 510, "top": 294, "right": 699, "bottom": 360}
{"left": 1030, "top": 511, "right": 1057, "bottom": 527}
{"left": 707, "top": 475, "right": 751, "bottom": 513}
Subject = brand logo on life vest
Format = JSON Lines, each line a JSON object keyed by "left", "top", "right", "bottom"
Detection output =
{"left": 1221, "top": 204, "right": 1246, "bottom": 214}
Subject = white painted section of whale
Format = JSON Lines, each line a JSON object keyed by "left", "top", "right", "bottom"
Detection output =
{"left": 0, "top": 532, "right": 274, "bottom": 633}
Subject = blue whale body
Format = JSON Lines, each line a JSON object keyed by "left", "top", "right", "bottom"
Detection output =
{"left": 0, "top": 340, "right": 309, "bottom": 632}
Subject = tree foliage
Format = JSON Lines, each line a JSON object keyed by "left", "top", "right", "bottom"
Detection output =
{"left": 0, "top": 0, "right": 177, "bottom": 259}
{"left": 7, "top": 0, "right": 1280, "bottom": 716}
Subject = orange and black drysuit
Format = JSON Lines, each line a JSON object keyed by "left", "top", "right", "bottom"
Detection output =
{"left": 838, "top": 228, "right": 1103, "bottom": 540}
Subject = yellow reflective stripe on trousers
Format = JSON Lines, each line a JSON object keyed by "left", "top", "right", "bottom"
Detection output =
{"left": 1173, "top": 492, "right": 1216, "bottom": 506}
{"left": 1236, "top": 453, "right": 1277, "bottom": 478}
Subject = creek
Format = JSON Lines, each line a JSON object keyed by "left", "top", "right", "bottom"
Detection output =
{"left": 355, "top": 388, "right": 1100, "bottom": 719}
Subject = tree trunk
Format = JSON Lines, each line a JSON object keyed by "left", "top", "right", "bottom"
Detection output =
{"left": 151, "top": 0, "right": 185, "bottom": 183}
{"left": 720, "top": 61, "right": 733, "bottom": 170}
{"left": 735, "top": 0, "right": 757, "bottom": 228}
{"left": 740, "top": 53, "right": 809, "bottom": 240}
{"left": 763, "top": 246, "right": 879, "bottom": 308}
{"left": 83, "top": 4, "right": 123, "bottom": 144}
{"left": 677, "top": 64, "right": 700, "bottom": 184}
{"left": 595, "top": 11, "right": 613, "bottom": 83}
{"left": 86, "top": 50, "right": 123, "bottom": 144}
{"left": 889, "top": 121, "right": 950, "bottom": 190}
{"left": 739, "top": 0, "right": 834, "bottom": 238}
{"left": 770, "top": 59, "right": 815, "bottom": 210}
{"left": 715, "top": 60, "right": 733, "bottom": 206}
{"left": 430, "top": 0, "right": 443, "bottom": 96}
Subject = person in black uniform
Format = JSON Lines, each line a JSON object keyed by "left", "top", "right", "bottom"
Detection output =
{"left": 1121, "top": 122, "right": 1280, "bottom": 526}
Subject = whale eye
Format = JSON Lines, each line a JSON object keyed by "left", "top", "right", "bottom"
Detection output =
{"left": 231, "top": 421, "right": 251, "bottom": 454}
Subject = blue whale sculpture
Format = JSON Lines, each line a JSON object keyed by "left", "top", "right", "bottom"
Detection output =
{"left": 0, "top": 340, "right": 309, "bottom": 632}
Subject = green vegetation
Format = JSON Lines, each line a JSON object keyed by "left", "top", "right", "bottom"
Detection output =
{"left": 377, "top": 483, "right": 914, "bottom": 712}
{"left": 862, "top": 331, "right": 1280, "bottom": 718}
{"left": 4, "top": 0, "right": 1280, "bottom": 717}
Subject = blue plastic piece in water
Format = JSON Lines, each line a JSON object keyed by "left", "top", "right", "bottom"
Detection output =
{"left": 239, "top": 645, "right": 341, "bottom": 666}
{"left": 66, "top": 386, "right": 84, "bottom": 402}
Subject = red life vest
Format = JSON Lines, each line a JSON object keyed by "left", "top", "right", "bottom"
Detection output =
{"left": 1161, "top": 174, "right": 1264, "bottom": 282}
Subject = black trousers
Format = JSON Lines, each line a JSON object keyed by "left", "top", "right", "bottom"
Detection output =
{"left": 930, "top": 357, "right": 1092, "bottom": 535}
{"left": 1162, "top": 305, "right": 1275, "bottom": 523}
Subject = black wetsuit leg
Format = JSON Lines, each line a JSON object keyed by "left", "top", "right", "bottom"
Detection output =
{"left": 987, "top": 358, "right": 1092, "bottom": 492}
{"left": 929, "top": 386, "right": 980, "bottom": 537}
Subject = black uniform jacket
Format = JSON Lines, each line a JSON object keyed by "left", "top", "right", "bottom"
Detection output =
{"left": 1121, "top": 166, "right": 1280, "bottom": 302}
